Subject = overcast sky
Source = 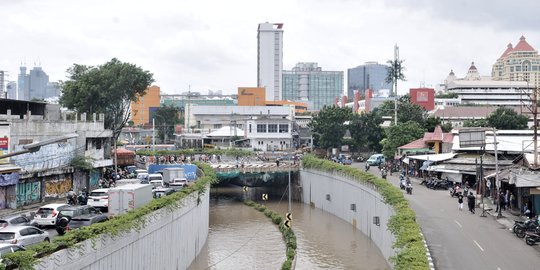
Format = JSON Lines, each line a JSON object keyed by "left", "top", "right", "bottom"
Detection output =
{"left": 1, "top": 0, "right": 539, "bottom": 96}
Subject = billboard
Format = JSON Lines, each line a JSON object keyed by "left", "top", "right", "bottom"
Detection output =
{"left": 459, "top": 128, "right": 486, "bottom": 148}
{"left": 0, "top": 124, "right": 9, "bottom": 164}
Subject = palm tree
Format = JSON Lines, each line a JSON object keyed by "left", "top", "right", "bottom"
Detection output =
{"left": 385, "top": 58, "right": 406, "bottom": 97}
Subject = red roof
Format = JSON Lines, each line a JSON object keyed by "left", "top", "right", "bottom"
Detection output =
{"left": 513, "top": 35, "right": 535, "bottom": 52}
{"left": 500, "top": 43, "right": 513, "bottom": 58}
{"left": 398, "top": 138, "right": 426, "bottom": 149}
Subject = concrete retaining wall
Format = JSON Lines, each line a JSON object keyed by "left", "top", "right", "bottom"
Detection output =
{"left": 36, "top": 187, "right": 210, "bottom": 270}
{"left": 300, "top": 169, "right": 396, "bottom": 262}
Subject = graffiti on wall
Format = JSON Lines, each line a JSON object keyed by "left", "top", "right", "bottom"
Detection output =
{"left": 0, "top": 187, "right": 6, "bottom": 209}
{"left": 10, "top": 142, "right": 75, "bottom": 172}
{"left": 44, "top": 175, "right": 72, "bottom": 199}
{"left": 89, "top": 170, "right": 100, "bottom": 190}
{"left": 16, "top": 181, "right": 41, "bottom": 205}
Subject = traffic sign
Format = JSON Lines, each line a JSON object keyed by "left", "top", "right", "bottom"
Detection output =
{"left": 284, "top": 219, "right": 291, "bottom": 229}
{"left": 243, "top": 186, "right": 248, "bottom": 192}
{"left": 262, "top": 194, "right": 268, "bottom": 201}
{"left": 286, "top": 212, "right": 292, "bottom": 221}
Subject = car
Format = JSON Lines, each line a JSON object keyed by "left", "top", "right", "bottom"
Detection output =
{"left": 137, "top": 173, "right": 149, "bottom": 184}
{"left": 152, "top": 187, "right": 176, "bottom": 198}
{"left": 0, "top": 226, "right": 50, "bottom": 247}
{"left": 0, "top": 243, "right": 25, "bottom": 256}
{"left": 55, "top": 205, "right": 108, "bottom": 235}
{"left": 87, "top": 188, "right": 110, "bottom": 210}
{"left": 125, "top": 166, "right": 138, "bottom": 175}
{"left": 169, "top": 178, "right": 188, "bottom": 191}
{"left": 33, "top": 203, "right": 70, "bottom": 227}
{"left": 366, "top": 154, "right": 385, "bottom": 166}
{"left": 0, "top": 215, "right": 34, "bottom": 228}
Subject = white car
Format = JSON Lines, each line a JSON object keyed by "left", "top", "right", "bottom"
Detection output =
{"left": 33, "top": 203, "right": 70, "bottom": 227}
{"left": 87, "top": 189, "right": 110, "bottom": 210}
{"left": 0, "top": 243, "right": 25, "bottom": 256}
{"left": 0, "top": 226, "right": 50, "bottom": 247}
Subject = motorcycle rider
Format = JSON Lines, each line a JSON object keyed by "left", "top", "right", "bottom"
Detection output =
{"left": 365, "top": 163, "right": 370, "bottom": 172}
{"left": 406, "top": 183, "right": 413, "bottom": 194}
{"left": 78, "top": 189, "right": 88, "bottom": 205}
{"left": 381, "top": 168, "right": 388, "bottom": 179}
{"left": 67, "top": 189, "right": 77, "bottom": 205}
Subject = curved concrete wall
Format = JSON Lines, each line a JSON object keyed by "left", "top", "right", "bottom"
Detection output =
{"left": 300, "top": 170, "right": 395, "bottom": 262}
{"left": 36, "top": 187, "right": 210, "bottom": 270}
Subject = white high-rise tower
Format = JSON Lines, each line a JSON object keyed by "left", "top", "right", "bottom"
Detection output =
{"left": 257, "top": 22, "right": 283, "bottom": 101}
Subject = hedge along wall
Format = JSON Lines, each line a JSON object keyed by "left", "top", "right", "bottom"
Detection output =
{"left": 17, "top": 163, "right": 217, "bottom": 270}
{"left": 301, "top": 155, "right": 429, "bottom": 270}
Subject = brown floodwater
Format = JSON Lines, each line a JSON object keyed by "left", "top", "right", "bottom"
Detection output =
{"left": 188, "top": 185, "right": 389, "bottom": 270}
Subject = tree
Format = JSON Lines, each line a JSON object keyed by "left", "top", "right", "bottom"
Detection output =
{"left": 381, "top": 121, "right": 426, "bottom": 158}
{"left": 376, "top": 95, "right": 426, "bottom": 124}
{"left": 60, "top": 58, "right": 154, "bottom": 140}
{"left": 463, "top": 119, "right": 489, "bottom": 128}
{"left": 423, "top": 117, "right": 453, "bottom": 132}
{"left": 153, "top": 105, "right": 181, "bottom": 143}
{"left": 349, "top": 111, "right": 384, "bottom": 152}
{"left": 309, "top": 106, "right": 354, "bottom": 149}
{"left": 486, "top": 107, "right": 529, "bottom": 130}
{"left": 385, "top": 59, "right": 406, "bottom": 96}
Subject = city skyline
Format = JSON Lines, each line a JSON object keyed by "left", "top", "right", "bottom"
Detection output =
{"left": 1, "top": 0, "right": 539, "bottom": 96}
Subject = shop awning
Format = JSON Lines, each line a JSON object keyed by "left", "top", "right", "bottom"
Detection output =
{"left": 514, "top": 174, "right": 540, "bottom": 187}
{"left": 427, "top": 165, "right": 460, "bottom": 174}
{"left": 407, "top": 153, "right": 456, "bottom": 162}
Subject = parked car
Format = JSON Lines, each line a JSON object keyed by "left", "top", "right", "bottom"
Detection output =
{"left": 0, "top": 226, "right": 50, "bottom": 247}
{"left": 366, "top": 154, "right": 385, "bottom": 166}
{"left": 33, "top": 204, "right": 70, "bottom": 228}
{"left": 152, "top": 187, "right": 176, "bottom": 198}
{"left": 87, "top": 188, "right": 110, "bottom": 211}
{"left": 56, "top": 205, "right": 108, "bottom": 235}
{"left": 0, "top": 215, "right": 34, "bottom": 228}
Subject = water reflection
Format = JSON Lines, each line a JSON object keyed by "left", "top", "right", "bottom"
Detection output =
{"left": 188, "top": 185, "right": 389, "bottom": 270}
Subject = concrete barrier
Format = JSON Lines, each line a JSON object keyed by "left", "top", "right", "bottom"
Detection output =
{"left": 36, "top": 187, "right": 210, "bottom": 270}
{"left": 300, "top": 169, "right": 396, "bottom": 262}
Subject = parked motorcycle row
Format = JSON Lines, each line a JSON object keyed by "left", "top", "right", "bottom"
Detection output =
{"left": 420, "top": 177, "right": 453, "bottom": 191}
{"left": 512, "top": 216, "right": 540, "bottom": 246}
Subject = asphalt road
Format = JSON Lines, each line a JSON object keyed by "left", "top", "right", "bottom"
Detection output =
{"left": 353, "top": 162, "right": 540, "bottom": 270}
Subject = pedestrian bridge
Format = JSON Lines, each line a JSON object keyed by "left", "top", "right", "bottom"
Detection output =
{"left": 210, "top": 162, "right": 300, "bottom": 187}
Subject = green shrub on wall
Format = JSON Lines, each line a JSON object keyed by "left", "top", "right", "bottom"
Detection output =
{"left": 244, "top": 200, "right": 296, "bottom": 270}
{"left": 301, "top": 155, "right": 429, "bottom": 270}
{"left": 2, "top": 162, "right": 217, "bottom": 270}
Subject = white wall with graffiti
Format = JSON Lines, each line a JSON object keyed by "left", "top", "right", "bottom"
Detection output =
{"left": 10, "top": 143, "right": 76, "bottom": 172}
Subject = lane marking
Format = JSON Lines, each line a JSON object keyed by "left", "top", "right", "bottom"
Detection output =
{"left": 473, "top": 240, "right": 484, "bottom": 252}
{"left": 454, "top": 220, "right": 462, "bottom": 228}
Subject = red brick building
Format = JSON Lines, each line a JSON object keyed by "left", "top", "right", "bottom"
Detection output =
{"left": 409, "top": 88, "right": 435, "bottom": 111}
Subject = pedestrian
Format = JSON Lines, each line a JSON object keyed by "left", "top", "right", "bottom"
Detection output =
{"left": 498, "top": 191, "right": 505, "bottom": 211}
{"left": 457, "top": 192, "right": 464, "bottom": 211}
{"left": 467, "top": 192, "right": 476, "bottom": 214}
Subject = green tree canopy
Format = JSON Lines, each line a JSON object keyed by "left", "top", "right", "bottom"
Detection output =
{"left": 381, "top": 121, "right": 426, "bottom": 158}
{"left": 435, "top": 92, "right": 459, "bottom": 98}
{"left": 463, "top": 118, "right": 489, "bottom": 128}
{"left": 309, "top": 106, "right": 354, "bottom": 149}
{"left": 60, "top": 58, "right": 154, "bottom": 139}
{"left": 423, "top": 116, "right": 453, "bottom": 132}
{"left": 486, "top": 107, "right": 529, "bottom": 130}
{"left": 349, "top": 111, "right": 384, "bottom": 152}
{"left": 154, "top": 105, "right": 181, "bottom": 143}
{"left": 376, "top": 95, "right": 426, "bottom": 124}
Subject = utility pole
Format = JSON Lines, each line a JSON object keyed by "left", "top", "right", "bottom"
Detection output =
{"left": 493, "top": 128, "right": 502, "bottom": 218}
{"left": 534, "top": 86, "right": 538, "bottom": 167}
{"left": 394, "top": 45, "right": 399, "bottom": 125}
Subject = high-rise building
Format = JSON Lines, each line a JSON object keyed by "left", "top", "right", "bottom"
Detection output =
{"left": 347, "top": 62, "right": 392, "bottom": 99}
{"left": 492, "top": 36, "right": 540, "bottom": 87}
{"left": 17, "top": 65, "right": 59, "bottom": 100}
{"left": 6, "top": 82, "right": 17, "bottom": 99}
{"left": 282, "top": 62, "right": 343, "bottom": 110}
{"left": 257, "top": 22, "right": 284, "bottom": 101}
{"left": 130, "top": 85, "right": 161, "bottom": 126}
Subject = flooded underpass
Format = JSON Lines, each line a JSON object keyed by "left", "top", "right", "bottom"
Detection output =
{"left": 188, "top": 184, "right": 390, "bottom": 270}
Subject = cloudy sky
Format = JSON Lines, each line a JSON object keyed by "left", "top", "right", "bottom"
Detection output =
{"left": 1, "top": 0, "right": 539, "bottom": 96}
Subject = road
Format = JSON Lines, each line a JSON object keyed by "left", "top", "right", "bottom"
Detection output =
{"left": 353, "top": 162, "right": 540, "bottom": 270}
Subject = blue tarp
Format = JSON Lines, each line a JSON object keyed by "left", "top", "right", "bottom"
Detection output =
{"left": 0, "top": 173, "right": 19, "bottom": 186}
{"left": 147, "top": 164, "right": 198, "bottom": 180}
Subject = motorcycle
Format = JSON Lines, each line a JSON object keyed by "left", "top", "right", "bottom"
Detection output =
{"left": 525, "top": 229, "right": 540, "bottom": 245}
{"left": 513, "top": 217, "right": 539, "bottom": 238}
{"left": 450, "top": 186, "right": 461, "bottom": 197}
{"left": 406, "top": 184, "right": 413, "bottom": 195}
{"left": 400, "top": 180, "right": 406, "bottom": 190}
{"left": 365, "top": 163, "right": 370, "bottom": 172}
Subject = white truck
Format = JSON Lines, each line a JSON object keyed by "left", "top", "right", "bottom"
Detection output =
{"left": 161, "top": 168, "right": 185, "bottom": 185}
{"left": 107, "top": 184, "right": 153, "bottom": 217}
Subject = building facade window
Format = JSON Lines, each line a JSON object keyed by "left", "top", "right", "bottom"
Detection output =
{"left": 279, "top": 124, "right": 289, "bottom": 133}
{"left": 257, "top": 124, "right": 267, "bottom": 133}
{"left": 213, "top": 124, "right": 222, "bottom": 129}
{"left": 268, "top": 124, "right": 278, "bottom": 133}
